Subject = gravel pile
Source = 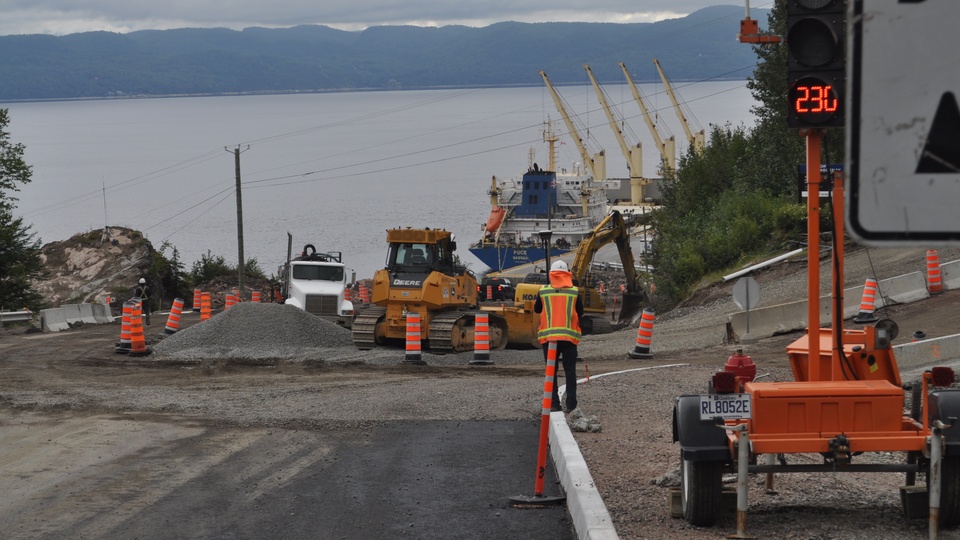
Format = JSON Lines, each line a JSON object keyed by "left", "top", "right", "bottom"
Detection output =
{"left": 153, "top": 303, "right": 355, "bottom": 360}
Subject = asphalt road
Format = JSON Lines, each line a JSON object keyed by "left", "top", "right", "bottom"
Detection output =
{"left": 0, "top": 321, "right": 574, "bottom": 540}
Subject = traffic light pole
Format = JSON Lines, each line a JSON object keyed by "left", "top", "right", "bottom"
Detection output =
{"left": 803, "top": 129, "right": 822, "bottom": 380}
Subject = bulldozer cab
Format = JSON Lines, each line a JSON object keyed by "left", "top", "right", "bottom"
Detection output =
{"left": 385, "top": 228, "right": 458, "bottom": 275}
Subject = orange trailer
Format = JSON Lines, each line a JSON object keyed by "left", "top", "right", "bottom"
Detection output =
{"left": 671, "top": 130, "right": 960, "bottom": 538}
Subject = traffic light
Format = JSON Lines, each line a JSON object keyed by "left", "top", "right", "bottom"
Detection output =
{"left": 786, "top": 0, "right": 845, "bottom": 128}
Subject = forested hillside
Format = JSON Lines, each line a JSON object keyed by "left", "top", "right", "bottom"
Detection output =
{"left": 0, "top": 6, "right": 766, "bottom": 101}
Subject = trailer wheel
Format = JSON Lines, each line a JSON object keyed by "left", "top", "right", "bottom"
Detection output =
{"left": 941, "top": 456, "right": 960, "bottom": 528}
{"left": 907, "top": 383, "right": 923, "bottom": 486}
{"left": 680, "top": 456, "right": 723, "bottom": 527}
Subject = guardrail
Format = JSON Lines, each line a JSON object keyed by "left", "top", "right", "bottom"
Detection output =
{"left": 0, "top": 310, "right": 32, "bottom": 324}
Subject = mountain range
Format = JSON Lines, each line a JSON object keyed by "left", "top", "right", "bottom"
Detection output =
{"left": 0, "top": 5, "right": 768, "bottom": 101}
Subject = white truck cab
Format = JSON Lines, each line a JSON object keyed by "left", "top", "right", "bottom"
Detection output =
{"left": 282, "top": 244, "right": 354, "bottom": 328}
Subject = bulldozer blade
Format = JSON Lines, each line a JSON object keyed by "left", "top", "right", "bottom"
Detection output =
{"left": 617, "top": 292, "right": 646, "bottom": 325}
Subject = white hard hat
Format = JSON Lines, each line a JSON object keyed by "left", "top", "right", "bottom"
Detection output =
{"left": 550, "top": 260, "right": 568, "bottom": 272}
{"left": 139, "top": 278, "right": 146, "bottom": 284}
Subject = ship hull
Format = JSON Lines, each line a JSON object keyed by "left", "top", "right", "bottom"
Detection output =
{"left": 469, "top": 245, "right": 572, "bottom": 273}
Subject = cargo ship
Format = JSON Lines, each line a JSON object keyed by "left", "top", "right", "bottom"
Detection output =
{"left": 469, "top": 126, "right": 608, "bottom": 272}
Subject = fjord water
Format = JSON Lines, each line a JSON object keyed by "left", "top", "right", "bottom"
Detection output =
{"left": 6, "top": 82, "right": 755, "bottom": 280}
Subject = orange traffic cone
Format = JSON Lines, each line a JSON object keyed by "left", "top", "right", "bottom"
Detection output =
{"left": 128, "top": 301, "right": 151, "bottom": 357}
{"left": 628, "top": 308, "right": 656, "bottom": 359}
{"left": 853, "top": 278, "right": 880, "bottom": 323}
{"left": 164, "top": 298, "right": 184, "bottom": 334}
{"left": 114, "top": 300, "right": 134, "bottom": 354}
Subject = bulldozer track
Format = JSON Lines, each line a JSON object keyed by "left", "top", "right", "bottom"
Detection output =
{"left": 352, "top": 306, "right": 386, "bottom": 350}
{"left": 427, "top": 311, "right": 471, "bottom": 355}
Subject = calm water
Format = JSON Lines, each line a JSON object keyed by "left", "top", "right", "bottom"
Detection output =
{"left": 4, "top": 81, "right": 756, "bottom": 280}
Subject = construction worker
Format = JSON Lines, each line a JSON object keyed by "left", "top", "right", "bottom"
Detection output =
{"left": 534, "top": 259, "right": 584, "bottom": 413}
{"left": 133, "top": 277, "right": 151, "bottom": 325}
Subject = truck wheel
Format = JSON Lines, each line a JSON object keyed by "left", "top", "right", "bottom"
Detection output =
{"left": 680, "top": 456, "right": 723, "bottom": 527}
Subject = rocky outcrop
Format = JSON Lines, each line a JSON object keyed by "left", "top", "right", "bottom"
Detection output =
{"left": 33, "top": 227, "right": 153, "bottom": 307}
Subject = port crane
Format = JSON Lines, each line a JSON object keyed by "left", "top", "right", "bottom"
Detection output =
{"left": 583, "top": 64, "right": 648, "bottom": 205}
{"left": 618, "top": 61, "right": 677, "bottom": 173}
{"left": 653, "top": 58, "right": 705, "bottom": 152}
{"left": 538, "top": 70, "right": 607, "bottom": 183}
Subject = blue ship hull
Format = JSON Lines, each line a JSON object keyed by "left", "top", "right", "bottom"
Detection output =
{"left": 469, "top": 245, "right": 572, "bottom": 272}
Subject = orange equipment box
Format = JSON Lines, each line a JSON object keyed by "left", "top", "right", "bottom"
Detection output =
{"left": 745, "top": 380, "right": 904, "bottom": 436}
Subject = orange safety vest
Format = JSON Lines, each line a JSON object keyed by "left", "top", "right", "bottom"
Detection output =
{"left": 537, "top": 286, "right": 581, "bottom": 344}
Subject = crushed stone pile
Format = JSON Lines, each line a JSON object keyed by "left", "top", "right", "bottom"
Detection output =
{"left": 153, "top": 302, "right": 354, "bottom": 360}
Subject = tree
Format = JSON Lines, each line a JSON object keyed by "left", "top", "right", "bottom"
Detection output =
{"left": 0, "top": 109, "right": 44, "bottom": 311}
{"left": 646, "top": 2, "right": 814, "bottom": 306}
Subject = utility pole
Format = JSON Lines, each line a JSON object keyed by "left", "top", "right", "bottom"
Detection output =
{"left": 227, "top": 146, "right": 250, "bottom": 298}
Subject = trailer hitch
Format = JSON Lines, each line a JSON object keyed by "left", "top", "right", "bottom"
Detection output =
{"left": 825, "top": 434, "right": 852, "bottom": 466}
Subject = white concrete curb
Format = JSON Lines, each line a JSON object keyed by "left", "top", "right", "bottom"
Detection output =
{"left": 552, "top": 364, "right": 688, "bottom": 540}
{"left": 550, "top": 412, "right": 618, "bottom": 540}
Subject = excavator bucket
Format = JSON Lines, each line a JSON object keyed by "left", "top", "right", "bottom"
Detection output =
{"left": 617, "top": 291, "right": 646, "bottom": 325}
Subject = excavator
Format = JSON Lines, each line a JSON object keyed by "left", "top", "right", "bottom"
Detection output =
{"left": 485, "top": 209, "right": 647, "bottom": 347}
{"left": 569, "top": 209, "right": 647, "bottom": 334}
{"left": 352, "top": 227, "right": 508, "bottom": 354}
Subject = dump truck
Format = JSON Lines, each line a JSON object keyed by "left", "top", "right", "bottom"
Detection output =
{"left": 352, "top": 227, "right": 508, "bottom": 353}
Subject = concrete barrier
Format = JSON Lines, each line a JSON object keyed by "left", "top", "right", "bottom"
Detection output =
{"left": 92, "top": 304, "right": 114, "bottom": 324}
{"left": 78, "top": 303, "right": 99, "bottom": 324}
{"left": 894, "top": 333, "right": 960, "bottom": 372}
{"left": 942, "top": 260, "right": 960, "bottom": 290}
{"left": 728, "top": 271, "right": 931, "bottom": 342}
{"left": 39, "top": 308, "right": 69, "bottom": 332}
{"left": 61, "top": 304, "right": 83, "bottom": 325}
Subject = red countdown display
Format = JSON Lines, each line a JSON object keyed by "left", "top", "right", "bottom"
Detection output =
{"left": 789, "top": 77, "right": 841, "bottom": 124}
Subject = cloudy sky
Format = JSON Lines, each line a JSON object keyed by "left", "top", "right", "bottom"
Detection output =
{"left": 1, "top": 1, "right": 742, "bottom": 36}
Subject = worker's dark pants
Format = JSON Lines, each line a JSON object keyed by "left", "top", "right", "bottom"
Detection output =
{"left": 542, "top": 340, "right": 578, "bottom": 411}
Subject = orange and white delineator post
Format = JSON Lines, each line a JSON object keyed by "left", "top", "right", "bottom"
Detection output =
{"left": 927, "top": 249, "right": 943, "bottom": 294}
{"left": 200, "top": 292, "right": 212, "bottom": 321}
{"left": 403, "top": 312, "right": 425, "bottom": 365}
{"left": 192, "top": 288, "right": 202, "bottom": 312}
{"left": 508, "top": 341, "right": 565, "bottom": 507}
{"left": 470, "top": 311, "right": 493, "bottom": 365}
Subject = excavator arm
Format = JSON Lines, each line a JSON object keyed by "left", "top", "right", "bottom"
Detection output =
{"left": 570, "top": 210, "right": 645, "bottom": 324}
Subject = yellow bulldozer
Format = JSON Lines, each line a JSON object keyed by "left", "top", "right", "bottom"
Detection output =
{"left": 352, "top": 227, "right": 508, "bottom": 354}
{"left": 483, "top": 210, "right": 647, "bottom": 348}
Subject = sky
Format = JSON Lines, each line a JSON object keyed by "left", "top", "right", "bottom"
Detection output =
{"left": 0, "top": 1, "right": 742, "bottom": 36}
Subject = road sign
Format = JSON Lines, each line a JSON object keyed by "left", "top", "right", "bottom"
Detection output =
{"left": 732, "top": 277, "right": 760, "bottom": 311}
{"left": 847, "top": 0, "right": 960, "bottom": 244}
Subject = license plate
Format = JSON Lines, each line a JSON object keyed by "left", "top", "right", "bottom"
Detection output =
{"left": 699, "top": 394, "right": 752, "bottom": 420}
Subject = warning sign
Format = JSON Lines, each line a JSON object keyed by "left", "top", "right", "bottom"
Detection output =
{"left": 847, "top": 0, "right": 960, "bottom": 243}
